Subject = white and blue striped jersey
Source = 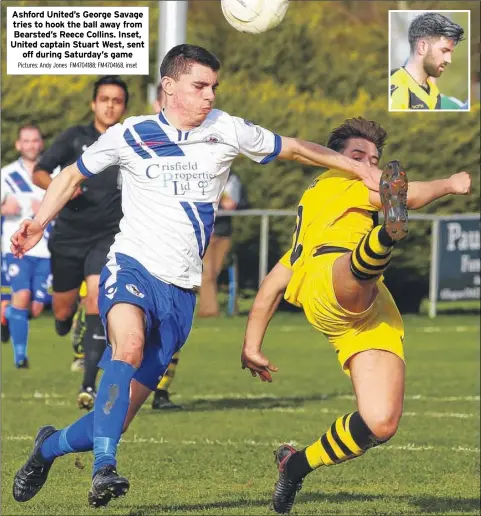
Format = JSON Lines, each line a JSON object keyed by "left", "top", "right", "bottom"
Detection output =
{"left": 78, "top": 109, "right": 281, "bottom": 288}
{"left": 1, "top": 159, "right": 50, "bottom": 258}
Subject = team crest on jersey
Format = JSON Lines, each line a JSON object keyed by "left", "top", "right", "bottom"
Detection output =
{"left": 8, "top": 264, "right": 19, "bottom": 277}
{"left": 203, "top": 133, "right": 224, "bottom": 145}
{"left": 105, "top": 286, "right": 117, "bottom": 300}
{"left": 126, "top": 283, "right": 145, "bottom": 298}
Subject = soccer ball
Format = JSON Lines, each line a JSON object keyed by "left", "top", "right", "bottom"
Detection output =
{"left": 221, "top": 0, "right": 289, "bottom": 34}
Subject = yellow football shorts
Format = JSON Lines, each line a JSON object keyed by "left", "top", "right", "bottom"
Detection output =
{"left": 79, "top": 281, "right": 87, "bottom": 298}
{"left": 300, "top": 253, "right": 405, "bottom": 375}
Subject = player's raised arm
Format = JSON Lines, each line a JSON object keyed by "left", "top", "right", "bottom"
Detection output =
{"left": 278, "top": 136, "right": 382, "bottom": 191}
{"left": 233, "top": 117, "right": 381, "bottom": 191}
{"left": 241, "top": 261, "right": 292, "bottom": 382}
{"left": 368, "top": 171, "right": 472, "bottom": 210}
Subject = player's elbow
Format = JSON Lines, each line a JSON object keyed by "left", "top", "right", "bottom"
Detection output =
{"left": 278, "top": 136, "right": 300, "bottom": 161}
{"left": 406, "top": 199, "right": 418, "bottom": 210}
{"left": 63, "top": 163, "right": 87, "bottom": 187}
{"left": 32, "top": 169, "right": 48, "bottom": 188}
{"left": 406, "top": 196, "right": 423, "bottom": 210}
{"left": 257, "top": 263, "right": 292, "bottom": 300}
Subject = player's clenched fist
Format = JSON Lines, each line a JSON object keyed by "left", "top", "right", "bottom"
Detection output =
{"left": 10, "top": 219, "right": 44, "bottom": 258}
{"left": 450, "top": 171, "right": 471, "bottom": 195}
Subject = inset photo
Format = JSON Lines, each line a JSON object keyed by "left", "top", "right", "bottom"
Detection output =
{"left": 389, "top": 10, "right": 470, "bottom": 111}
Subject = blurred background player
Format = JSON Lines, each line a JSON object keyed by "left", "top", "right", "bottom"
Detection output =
{"left": 33, "top": 76, "right": 128, "bottom": 410}
{"left": 197, "top": 172, "right": 246, "bottom": 318}
{"left": 1, "top": 124, "right": 51, "bottom": 368}
{"left": 391, "top": 12, "right": 465, "bottom": 110}
{"left": 149, "top": 84, "right": 247, "bottom": 410}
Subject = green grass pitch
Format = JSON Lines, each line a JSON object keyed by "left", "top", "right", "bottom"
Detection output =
{"left": 1, "top": 313, "right": 479, "bottom": 515}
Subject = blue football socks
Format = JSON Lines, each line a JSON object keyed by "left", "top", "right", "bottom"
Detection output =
{"left": 93, "top": 360, "right": 136, "bottom": 475}
{"left": 8, "top": 306, "right": 29, "bottom": 365}
{"left": 40, "top": 411, "right": 94, "bottom": 461}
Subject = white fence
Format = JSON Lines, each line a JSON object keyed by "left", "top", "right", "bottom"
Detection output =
{"left": 217, "top": 210, "right": 480, "bottom": 318}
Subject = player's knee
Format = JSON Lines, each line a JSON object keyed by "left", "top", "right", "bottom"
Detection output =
{"left": 112, "top": 333, "right": 144, "bottom": 367}
{"left": 30, "top": 304, "right": 44, "bottom": 318}
{"left": 53, "top": 303, "right": 74, "bottom": 321}
{"left": 12, "top": 290, "right": 31, "bottom": 309}
{"left": 364, "top": 411, "right": 401, "bottom": 441}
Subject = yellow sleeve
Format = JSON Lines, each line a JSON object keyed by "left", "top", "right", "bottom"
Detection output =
{"left": 390, "top": 84, "right": 409, "bottom": 110}
{"left": 279, "top": 249, "right": 293, "bottom": 270}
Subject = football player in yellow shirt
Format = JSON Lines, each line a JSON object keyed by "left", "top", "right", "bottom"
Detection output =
{"left": 390, "top": 12, "right": 464, "bottom": 110}
{"left": 240, "top": 117, "right": 471, "bottom": 514}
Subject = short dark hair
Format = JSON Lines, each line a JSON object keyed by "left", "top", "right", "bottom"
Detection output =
{"left": 327, "top": 118, "right": 387, "bottom": 158}
{"left": 408, "top": 12, "right": 465, "bottom": 53}
{"left": 92, "top": 75, "right": 129, "bottom": 106}
{"left": 17, "top": 123, "right": 42, "bottom": 139}
{"left": 160, "top": 44, "right": 221, "bottom": 80}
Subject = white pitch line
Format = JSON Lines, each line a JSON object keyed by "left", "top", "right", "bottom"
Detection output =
{"left": 269, "top": 407, "right": 478, "bottom": 419}
{"left": 418, "top": 326, "right": 479, "bottom": 333}
{"left": 2, "top": 435, "right": 479, "bottom": 454}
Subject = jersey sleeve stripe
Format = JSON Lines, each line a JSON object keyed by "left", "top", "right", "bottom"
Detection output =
{"left": 260, "top": 133, "right": 282, "bottom": 165}
{"left": 133, "top": 121, "right": 185, "bottom": 157}
{"left": 123, "top": 128, "right": 151, "bottom": 159}
{"left": 76, "top": 157, "right": 94, "bottom": 178}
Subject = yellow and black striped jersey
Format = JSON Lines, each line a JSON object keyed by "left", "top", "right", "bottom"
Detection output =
{"left": 279, "top": 170, "right": 379, "bottom": 307}
{"left": 390, "top": 67, "right": 441, "bottom": 110}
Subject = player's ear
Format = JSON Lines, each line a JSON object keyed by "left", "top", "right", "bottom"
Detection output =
{"left": 418, "top": 39, "right": 428, "bottom": 56}
{"left": 162, "top": 76, "right": 174, "bottom": 96}
{"left": 15, "top": 140, "right": 21, "bottom": 153}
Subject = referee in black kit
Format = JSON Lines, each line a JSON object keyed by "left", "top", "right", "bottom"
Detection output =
{"left": 33, "top": 76, "right": 128, "bottom": 410}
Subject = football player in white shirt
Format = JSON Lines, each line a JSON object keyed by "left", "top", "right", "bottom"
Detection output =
{"left": 11, "top": 44, "right": 383, "bottom": 507}
{"left": 1, "top": 124, "right": 51, "bottom": 368}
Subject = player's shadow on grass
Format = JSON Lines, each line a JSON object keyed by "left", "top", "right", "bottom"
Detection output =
{"left": 146, "top": 392, "right": 347, "bottom": 413}
{"left": 299, "top": 491, "right": 481, "bottom": 513}
{"left": 127, "top": 499, "right": 268, "bottom": 515}
{"left": 129, "top": 493, "right": 480, "bottom": 514}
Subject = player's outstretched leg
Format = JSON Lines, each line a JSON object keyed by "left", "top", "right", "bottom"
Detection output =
{"left": 12, "top": 425, "right": 57, "bottom": 502}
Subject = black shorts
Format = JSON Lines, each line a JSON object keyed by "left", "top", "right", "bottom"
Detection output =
{"left": 49, "top": 235, "right": 115, "bottom": 293}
